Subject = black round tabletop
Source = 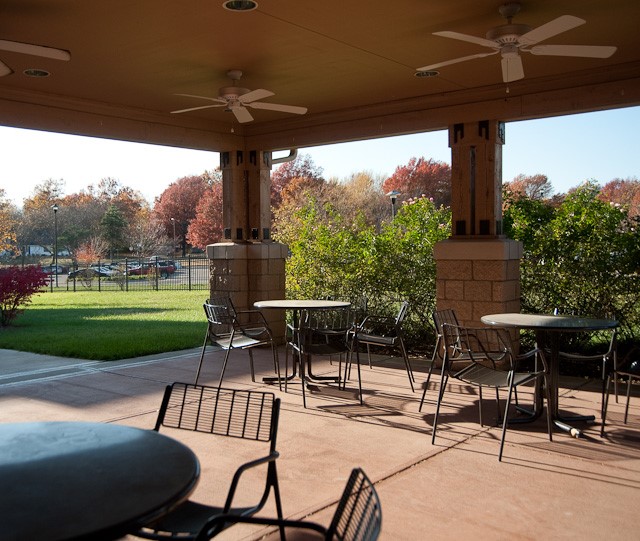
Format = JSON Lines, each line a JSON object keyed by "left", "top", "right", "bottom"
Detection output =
{"left": 0, "top": 421, "right": 200, "bottom": 541}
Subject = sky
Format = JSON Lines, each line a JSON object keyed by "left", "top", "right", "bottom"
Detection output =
{"left": 1, "top": 105, "right": 639, "bottom": 207}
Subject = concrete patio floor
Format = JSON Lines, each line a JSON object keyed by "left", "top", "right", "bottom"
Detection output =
{"left": 1, "top": 345, "right": 638, "bottom": 540}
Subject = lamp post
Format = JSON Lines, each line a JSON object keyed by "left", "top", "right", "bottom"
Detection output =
{"left": 386, "top": 190, "right": 401, "bottom": 218}
{"left": 51, "top": 204, "right": 59, "bottom": 287}
{"left": 170, "top": 218, "right": 176, "bottom": 256}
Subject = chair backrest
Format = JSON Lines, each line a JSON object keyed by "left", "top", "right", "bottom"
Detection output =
{"left": 442, "top": 324, "right": 513, "bottom": 369}
{"left": 155, "top": 382, "right": 280, "bottom": 450}
{"left": 203, "top": 295, "right": 236, "bottom": 327}
{"left": 432, "top": 308, "right": 459, "bottom": 334}
{"left": 327, "top": 468, "right": 382, "bottom": 541}
{"left": 395, "top": 301, "right": 409, "bottom": 326}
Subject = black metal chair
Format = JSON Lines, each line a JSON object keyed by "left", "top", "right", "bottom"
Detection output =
{"left": 135, "top": 382, "right": 284, "bottom": 540}
{"left": 194, "top": 467, "right": 382, "bottom": 541}
{"left": 559, "top": 327, "right": 618, "bottom": 405}
{"left": 350, "top": 301, "right": 415, "bottom": 391}
{"left": 195, "top": 294, "right": 280, "bottom": 388}
{"left": 601, "top": 347, "right": 640, "bottom": 436}
{"left": 418, "top": 308, "right": 460, "bottom": 411}
{"left": 432, "top": 324, "right": 553, "bottom": 461}
{"left": 290, "top": 307, "right": 361, "bottom": 408}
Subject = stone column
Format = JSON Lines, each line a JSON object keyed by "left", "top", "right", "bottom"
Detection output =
{"left": 207, "top": 149, "right": 287, "bottom": 340}
{"left": 435, "top": 120, "right": 522, "bottom": 326}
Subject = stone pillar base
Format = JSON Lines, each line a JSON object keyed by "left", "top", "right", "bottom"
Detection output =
{"left": 207, "top": 241, "right": 288, "bottom": 340}
{"left": 434, "top": 238, "right": 522, "bottom": 326}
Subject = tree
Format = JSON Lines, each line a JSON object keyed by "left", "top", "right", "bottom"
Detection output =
{"left": 187, "top": 181, "right": 223, "bottom": 249}
{"left": 100, "top": 204, "right": 128, "bottom": 258}
{"left": 0, "top": 266, "right": 49, "bottom": 326}
{"left": 271, "top": 153, "right": 324, "bottom": 209}
{"left": 599, "top": 177, "right": 640, "bottom": 217}
{"left": 382, "top": 157, "right": 451, "bottom": 208}
{"left": 504, "top": 174, "right": 554, "bottom": 200}
{"left": 154, "top": 174, "right": 211, "bottom": 255}
{"left": 0, "top": 189, "right": 18, "bottom": 254}
{"left": 17, "top": 178, "right": 66, "bottom": 252}
{"left": 128, "top": 210, "right": 168, "bottom": 258}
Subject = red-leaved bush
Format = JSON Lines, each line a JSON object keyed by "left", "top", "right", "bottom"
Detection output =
{"left": 0, "top": 266, "right": 49, "bottom": 326}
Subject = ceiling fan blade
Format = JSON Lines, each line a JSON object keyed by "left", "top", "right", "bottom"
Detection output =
{"left": 174, "top": 93, "right": 227, "bottom": 104}
{"left": 171, "top": 104, "right": 224, "bottom": 114}
{"left": 239, "top": 88, "right": 274, "bottom": 104}
{"left": 518, "top": 15, "right": 585, "bottom": 46}
{"left": 501, "top": 55, "right": 524, "bottom": 82}
{"left": 0, "top": 60, "right": 12, "bottom": 77}
{"left": 417, "top": 51, "right": 498, "bottom": 71}
{"left": 529, "top": 44, "right": 617, "bottom": 58}
{"left": 248, "top": 102, "right": 308, "bottom": 115}
{"left": 233, "top": 106, "right": 254, "bottom": 123}
{"left": 0, "top": 39, "right": 70, "bottom": 61}
{"left": 433, "top": 31, "right": 499, "bottom": 49}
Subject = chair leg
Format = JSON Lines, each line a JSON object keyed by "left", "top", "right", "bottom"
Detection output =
{"left": 355, "top": 348, "right": 363, "bottom": 405}
{"left": 247, "top": 349, "right": 256, "bottom": 382}
{"left": 601, "top": 375, "right": 612, "bottom": 437}
{"left": 217, "top": 348, "right": 233, "bottom": 387}
{"left": 624, "top": 377, "right": 632, "bottom": 424}
{"left": 366, "top": 344, "right": 373, "bottom": 368}
{"left": 418, "top": 362, "right": 436, "bottom": 412}
{"left": 399, "top": 338, "right": 415, "bottom": 391}
{"left": 543, "top": 374, "right": 553, "bottom": 443}
{"left": 195, "top": 332, "right": 210, "bottom": 385}
{"left": 478, "top": 385, "right": 484, "bottom": 426}
{"left": 499, "top": 376, "right": 515, "bottom": 461}
{"left": 271, "top": 342, "right": 282, "bottom": 391}
{"left": 431, "top": 372, "right": 449, "bottom": 445}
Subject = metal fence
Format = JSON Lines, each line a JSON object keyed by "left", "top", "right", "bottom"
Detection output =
{"left": 47, "top": 256, "right": 210, "bottom": 292}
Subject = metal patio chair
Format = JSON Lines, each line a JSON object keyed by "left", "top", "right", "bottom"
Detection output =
{"left": 418, "top": 308, "right": 460, "bottom": 411}
{"left": 194, "top": 467, "right": 382, "bottom": 541}
{"left": 601, "top": 346, "right": 640, "bottom": 436}
{"left": 289, "top": 307, "right": 361, "bottom": 407}
{"left": 432, "top": 323, "right": 553, "bottom": 461}
{"left": 350, "top": 301, "right": 415, "bottom": 391}
{"left": 135, "top": 382, "right": 284, "bottom": 540}
{"left": 195, "top": 294, "right": 280, "bottom": 388}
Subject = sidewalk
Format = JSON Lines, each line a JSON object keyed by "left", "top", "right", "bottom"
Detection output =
{"left": 1, "top": 346, "right": 638, "bottom": 540}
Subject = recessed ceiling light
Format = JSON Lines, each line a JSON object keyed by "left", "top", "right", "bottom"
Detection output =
{"left": 23, "top": 68, "right": 50, "bottom": 78}
{"left": 222, "top": 0, "right": 258, "bottom": 11}
{"left": 415, "top": 70, "right": 439, "bottom": 78}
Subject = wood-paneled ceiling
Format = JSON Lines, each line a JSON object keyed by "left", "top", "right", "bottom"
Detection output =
{"left": 0, "top": 0, "right": 638, "bottom": 152}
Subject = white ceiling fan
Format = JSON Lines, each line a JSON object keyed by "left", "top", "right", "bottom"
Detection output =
{"left": 417, "top": 2, "right": 617, "bottom": 83}
{"left": 171, "top": 70, "right": 308, "bottom": 123}
{"left": 0, "top": 38, "right": 70, "bottom": 76}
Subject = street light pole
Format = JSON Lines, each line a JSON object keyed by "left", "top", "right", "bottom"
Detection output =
{"left": 386, "top": 190, "right": 401, "bottom": 218}
{"left": 170, "top": 218, "right": 176, "bottom": 256}
{"left": 52, "top": 204, "right": 59, "bottom": 287}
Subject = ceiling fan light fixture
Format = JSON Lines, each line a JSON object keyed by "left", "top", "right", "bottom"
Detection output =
{"left": 222, "top": 0, "right": 258, "bottom": 11}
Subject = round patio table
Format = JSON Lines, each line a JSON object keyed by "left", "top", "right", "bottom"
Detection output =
{"left": 481, "top": 313, "right": 618, "bottom": 437}
{"left": 0, "top": 421, "right": 200, "bottom": 541}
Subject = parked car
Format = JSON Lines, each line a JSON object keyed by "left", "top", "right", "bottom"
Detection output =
{"left": 40, "top": 264, "right": 66, "bottom": 275}
{"left": 68, "top": 266, "right": 116, "bottom": 278}
{"left": 127, "top": 261, "right": 176, "bottom": 278}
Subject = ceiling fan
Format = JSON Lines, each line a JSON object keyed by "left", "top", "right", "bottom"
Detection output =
{"left": 0, "top": 38, "right": 70, "bottom": 76}
{"left": 171, "top": 70, "right": 308, "bottom": 123}
{"left": 416, "top": 2, "right": 617, "bottom": 83}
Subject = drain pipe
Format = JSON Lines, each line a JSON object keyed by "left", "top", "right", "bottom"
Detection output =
{"left": 272, "top": 149, "right": 298, "bottom": 165}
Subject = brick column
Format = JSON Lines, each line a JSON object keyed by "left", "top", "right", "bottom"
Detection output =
{"left": 207, "top": 149, "right": 288, "bottom": 340}
{"left": 435, "top": 120, "right": 522, "bottom": 325}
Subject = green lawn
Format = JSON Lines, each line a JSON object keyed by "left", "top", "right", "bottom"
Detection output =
{"left": 0, "top": 290, "right": 207, "bottom": 360}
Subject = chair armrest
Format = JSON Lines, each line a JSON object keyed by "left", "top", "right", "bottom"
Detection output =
{"left": 516, "top": 347, "right": 549, "bottom": 373}
{"left": 222, "top": 451, "right": 279, "bottom": 513}
{"left": 196, "top": 513, "right": 326, "bottom": 541}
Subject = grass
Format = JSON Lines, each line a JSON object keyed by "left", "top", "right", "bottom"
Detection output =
{"left": 0, "top": 290, "right": 207, "bottom": 360}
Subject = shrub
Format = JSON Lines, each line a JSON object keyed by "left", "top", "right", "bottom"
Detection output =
{"left": 0, "top": 266, "right": 49, "bottom": 326}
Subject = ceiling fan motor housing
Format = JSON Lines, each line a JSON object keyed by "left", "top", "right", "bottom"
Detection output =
{"left": 486, "top": 23, "right": 531, "bottom": 44}
{"left": 218, "top": 86, "right": 250, "bottom": 100}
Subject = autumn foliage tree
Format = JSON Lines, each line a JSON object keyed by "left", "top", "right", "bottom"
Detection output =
{"left": 154, "top": 174, "right": 211, "bottom": 255}
{"left": 598, "top": 177, "right": 640, "bottom": 217}
{"left": 271, "top": 153, "right": 324, "bottom": 210}
{"left": 382, "top": 157, "right": 451, "bottom": 207}
{"left": 0, "top": 266, "right": 48, "bottom": 326}
{"left": 0, "top": 189, "right": 18, "bottom": 254}
{"left": 504, "top": 174, "right": 554, "bottom": 200}
{"left": 187, "top": 180, "right": 223, "bottom": 249}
